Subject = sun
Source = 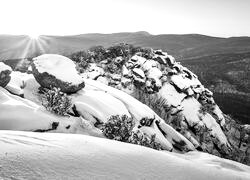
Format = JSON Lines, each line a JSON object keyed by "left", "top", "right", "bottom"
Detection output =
{"left": 28, "top": 33, "right": 40, "bottom": 40}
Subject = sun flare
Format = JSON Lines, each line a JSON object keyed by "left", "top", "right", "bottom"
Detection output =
{"left": 28, "top": 33, "right": 40, "bottom": 40}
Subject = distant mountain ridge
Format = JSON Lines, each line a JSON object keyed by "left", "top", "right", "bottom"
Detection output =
{"left": 0, "top": 32, "right": 250, "bottom": 60}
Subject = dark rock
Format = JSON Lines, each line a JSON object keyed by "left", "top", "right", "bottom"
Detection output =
{"left": 154, "top": 56, "right": 167, "bottom": 65}
{"left": 0, "top": 62, "right": 12, "bottom": 87}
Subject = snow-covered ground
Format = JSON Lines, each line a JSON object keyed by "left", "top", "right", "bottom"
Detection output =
{"left": 0, "top": 131, "right": 249, "bottom": 180}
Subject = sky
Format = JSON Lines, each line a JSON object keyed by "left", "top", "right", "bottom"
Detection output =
{"left": 0, "top": 0, "right": 249, "bottom": 37}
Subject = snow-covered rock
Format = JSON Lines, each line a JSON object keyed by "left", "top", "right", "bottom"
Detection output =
{"left": 81, "top": 63, "right": 104, "bottom": 80}
{"left": 5, "top": 71, "right": 34, "bottom": 96}
{"left": 71, "top": 89, "right": 131, "bottom": 124}
{"left": 129, "top": 55, "right": 147, "bottom": 66}
{"left": 75, "top": 49, "right": 235, "bottom": 159}
{"left": 0, "top": 62, "right": 12, "bottom": 87}
{"left": 132, "top": 68, "right": 145, "bottom": 79}
{"left": 73, "top": 79, "right": 195, "bottom": 152}
{"left": 242, "top": 124, "right": 250, "bottom": 134}
{"left": 0, "top": 70, "right": 195, "bottom": 152}
{"left": 32, "top": 54, "right": 85, "bottom": 93}
{"left": 166, "top": 55, "right": 176, "bottom": 66}
{"left": 181, "top": 97, "right": 230, "bottom": 153}
{"left": 0, "top": 131, "right": 249, "bottom": 180}
{"left": 158, "top": 83, "right": 186, "bottom": 107}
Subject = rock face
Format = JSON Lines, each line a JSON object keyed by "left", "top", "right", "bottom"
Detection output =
{"left": 81, "top": 49, "right": 234, "bottom": 159}
{"left": 0, "top": 62, "right": 12, "bottom": 87}
{"left": 32, "top": 54, "right": 85, "bottom": 93}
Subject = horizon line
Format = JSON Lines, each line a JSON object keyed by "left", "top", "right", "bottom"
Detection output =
{"left": 0, "top": 31, "right": 250, "bottom": 39}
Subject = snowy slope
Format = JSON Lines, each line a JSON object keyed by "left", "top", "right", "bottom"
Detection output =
{"left": 0, "top": 69, "right": 195, "bottom": 152}
{"left": 0, "top": 131, "right": 249, "bottom": 180}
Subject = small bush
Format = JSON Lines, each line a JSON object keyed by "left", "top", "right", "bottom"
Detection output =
{"left": 132, "top": 47, "right": 154, "bottom": 59}
{"left": 129, "top": 130, "right": 163, "bottom": 150}
{"left": 89, "top": 45, "right": 107, "bottom": 62}
{"left": 70, "top": 50, "right": 91, "bottom": 63}
{"left": 41, "top": 87, "right": 72, "bottom": 116}
{"left": 69, "top": 50, "right": 94, "bottom": 72}
{"left": 102, "top": 115, "right": 135, "bottom": 142}
{"left": 106, "top": 43, "right": 132, "bottom": 59}
{"left": 132, "top": 88, "right": 172, "bottom": 124}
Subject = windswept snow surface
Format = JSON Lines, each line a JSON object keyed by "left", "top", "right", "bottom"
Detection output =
{"left": 0, "top": 131, "right": 249, "bottom": 180}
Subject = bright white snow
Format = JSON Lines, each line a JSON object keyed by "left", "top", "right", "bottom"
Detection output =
{"left": 0, "top": 87, "right": 101, "bottom": 136}
{"left": 5, "top": 71, "right": 34, "bottom": 96}
{"left": 0, "top": 131, "right": 249, "bottom": 180}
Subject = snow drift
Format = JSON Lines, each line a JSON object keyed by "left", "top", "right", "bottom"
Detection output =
{"left": 0, "top": 131, "right": 249, "bottom": 180}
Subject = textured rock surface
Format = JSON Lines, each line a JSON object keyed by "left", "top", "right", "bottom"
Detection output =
{"left": 0, "top": 62, "right": 12, "bottom": 87}
{"left": 32, "top": 54, "right": 85, "bottom": 93}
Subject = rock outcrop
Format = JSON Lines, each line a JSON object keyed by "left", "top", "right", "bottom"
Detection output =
{"left": 32, "top": 54, "right": 85, "bottom": 93}
{"left": 81, "top": 49, "right": 232, "bottom": 158}
{"left": 0, "top": 62, "right": 12, "bottom": 87}
{"left": 71, "top": 79, "right": 195, "bottom": 152}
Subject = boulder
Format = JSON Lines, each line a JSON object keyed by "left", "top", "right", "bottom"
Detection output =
{"left": 204, "top": 88, "right": 213, "bottom": 97}
{"left": 153, "top": 55, "right": 167, "bottom": 65}
{"left": 166, "top": 55, "right": 175, "bottom": 66}
{"left": 32, "top": 54, "right": 85, "bottom": 93}
{"left": 122, "top": 65, "right": 130, "bottom": 77}
{"left": 154, "top": 49, "right": 164, "bottom": 55}
{"left": 141, "top": 60, "right": 157, "bottom": 71}
{"left": 132, "top": 68, "right": 145, "bottom": 79}
{"left": 0, "top": 62, "right": 12, "bottom": 87}
{"left": 128, "top": 55, "right": 146, "bottom": 68}
{"left": 242, "top": 125, "right": 250, "bottom": 134}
